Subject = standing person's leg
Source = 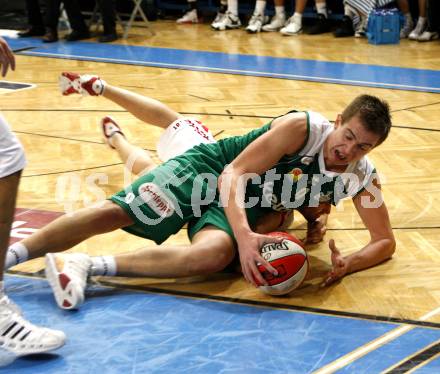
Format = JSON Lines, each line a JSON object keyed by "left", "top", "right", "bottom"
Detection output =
{"left": 43, "top": 0, "right": 61, "bottom": 42}
{"left": 334, "top": 0, "right": 355, "bottom": 37}
{"left": 0, "top": 113, "right": 65, "bottom": 360}
{"left": 307, "top": 0, "right": 331, "bottom": 34}
{"left": 280, "top": 0, "right": 306, "bottom": 35}
{"left": 417, "top": 0, "right": 439, "bottom": 41}
{"left": 246, "top": 0, "right": 267, "bottom": 33}
{"left": 409, "top": 0, "right": 427, "bottom": 40}
{"left": 63, "top": 0, "right": 90, "bottom": 41}
{"left": 396, "top": 0, "right": 414, "bottom": 38}
{"left": 177, "top": 0, "right": 199, "bottom": 24}
{"left": 211, "top": 0, "right": 228, "bottom": 25}
{"left": 97, "top": 0, "right": 118, "bottom": 42}
{"left": 18, "top": 0, "right": 46, "bottom": 36}
{"left": 262, "top": 0, "right": 286, "bottom": 32}
{"left": 211, "top": 0, "right": 241, "bottom": 30}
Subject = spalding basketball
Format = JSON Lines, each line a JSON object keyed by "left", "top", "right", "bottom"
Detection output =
{"left": 257, "top": 232, "right": 308, "bottom": 296}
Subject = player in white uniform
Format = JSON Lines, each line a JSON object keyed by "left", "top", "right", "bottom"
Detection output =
{"left": 0, "top": 37, "right": 65, "bottom": 365}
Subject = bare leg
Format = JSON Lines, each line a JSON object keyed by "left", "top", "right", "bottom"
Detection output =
{"left": 114, "top": 226, "right": 236, "bottom": 278}
{"left": 102, "top": 85, "right": 182, "bottom": 129}
{"left": 111, "top": 132, "right": 157, "bottom": 175}
{"left": 20, "top": 200, "right": 133, "bottom": 260}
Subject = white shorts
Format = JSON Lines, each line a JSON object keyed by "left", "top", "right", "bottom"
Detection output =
{"left": 0, "top": 113, "right": 26, "bottom": 178}
{"left": 157, "top": 118, "right": 217, "bottom": 162}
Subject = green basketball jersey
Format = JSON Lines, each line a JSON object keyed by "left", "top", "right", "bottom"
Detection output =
{"left": 215, "top": 111, "right": 376, "bottom": 211}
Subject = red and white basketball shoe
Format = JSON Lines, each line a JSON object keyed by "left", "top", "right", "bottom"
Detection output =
{"left": 101, "top": 116, "right": 125, "bottom": 149}
{"left": 59, "top": 72, "right": 106, "bottom": 96}
{"left": 45, "top": 253, "right": 91, "bottom": 310}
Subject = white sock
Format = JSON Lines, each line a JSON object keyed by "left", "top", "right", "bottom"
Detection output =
{"left": 228, "top": 0, "right": 238, "bottom": 16}
{"left": 5, "top": 242, "right": 29, "bottom": 269}
{"left": 91, "top": 256, "right": 117, "bottom": 276}
{"left": 275, "top": 6, "right": 285, "bottom": 17}
{"left": 254, "top": 0, "right": 266, "bottom": 15}
{"left": 316, "top": 2, "right": 327, "bottom": 17}
{"left": 293, "top": 12, "right": 303, "bottom": 25}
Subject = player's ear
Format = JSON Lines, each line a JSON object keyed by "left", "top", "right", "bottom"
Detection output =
{"left": 334, "top": 114, "right": 342, "bottom": 129}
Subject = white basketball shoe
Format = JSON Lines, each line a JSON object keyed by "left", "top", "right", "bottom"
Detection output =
{"left": 101, "top": 116, "right": 125, "bottom": 149}
{"left": 0, "top": 295, "right": 65, "bottom": 360}
{"left": 211, "top": 11, "right": 241, "bottom": 31}
{"left": 45, "top": 253, "right": 91, "bottom": 310}
{"left": 280, "top": 15, "right": 302, "bottom": 35}
{"left": 246, "top": 13, "right": 266, "bottom": 33}
{"left": 59, "top": 72, "right": 106, "bottom": 96}
{"left": 176, "top": 9, "right": 198, "bottom": 24}
{"left": 262, "top": 14, "right": 286, "bottom": 32}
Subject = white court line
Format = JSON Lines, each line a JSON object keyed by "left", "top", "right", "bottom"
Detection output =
{"left": 21, "top": 51, "right": 440, "bottom": 93}
{"left": 313, "top": 306, "right": 440, "bottom": 374}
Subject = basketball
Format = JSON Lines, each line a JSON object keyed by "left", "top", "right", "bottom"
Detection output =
{"left": 257, "top": 232, "right": 308, "bottom": 296}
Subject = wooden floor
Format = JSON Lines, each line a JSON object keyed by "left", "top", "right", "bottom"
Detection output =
{"left": 3, "top": 21, "right": 440, "bottom": 323}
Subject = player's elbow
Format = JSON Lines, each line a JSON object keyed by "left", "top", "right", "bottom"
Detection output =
{"left": 384, "top": 237, "right": 396, "bottom": 259}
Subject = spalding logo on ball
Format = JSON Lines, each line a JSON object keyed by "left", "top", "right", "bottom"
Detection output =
{"left": 257, "top": 232, "right": 308, "bottom": 296}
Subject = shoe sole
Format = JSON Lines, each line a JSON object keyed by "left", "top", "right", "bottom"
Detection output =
{"left": 45, "top": 253, "right": 84, "bottom": 310}
{"left": 59, "top": 73, "right": 80, "bottom": 96}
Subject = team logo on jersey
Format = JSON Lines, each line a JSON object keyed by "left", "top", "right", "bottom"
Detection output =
{"left": 290, "top": 168, "right": 303, "bottom": 182}
{"left": 301, "top": 156, "right": 314, "bottom": 165}
{"left": 138, "top": 183, "right": 175, "bottom": 217}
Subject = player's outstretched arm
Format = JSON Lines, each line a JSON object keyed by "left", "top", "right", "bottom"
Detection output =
{"left": 219, "top": 113, "right": 308, "bottom": 287}
{"left": 323, "top": 179, "right": 395, "bottom": 286}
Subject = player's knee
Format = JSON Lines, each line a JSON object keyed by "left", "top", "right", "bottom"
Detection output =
{"left": 187, "top": 245, "right": 235, "bottom": 274}
{"left": 88, "top": 201, "right": 133, "bottom": 228}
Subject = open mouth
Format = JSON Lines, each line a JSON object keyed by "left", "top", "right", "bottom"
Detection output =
{"left": 335, "top": 149, "right": 346, "bottom": 161}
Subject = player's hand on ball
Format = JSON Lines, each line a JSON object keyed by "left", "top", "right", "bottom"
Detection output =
{"left": 322, "top": 239, "right": 348, "bottom": 286}
{"left": 237, "top": 232, "right": 282, "bottom": 287}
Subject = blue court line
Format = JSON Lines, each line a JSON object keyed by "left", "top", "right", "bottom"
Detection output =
{"left": 5, "top": 37, "right": 440, "bottom": 94}
{"left": 3, "top": 274, "right": 440, "bottom": 373}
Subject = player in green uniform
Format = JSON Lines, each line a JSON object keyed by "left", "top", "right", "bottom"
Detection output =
{"left": 7, "top": 72, "right": 394, "bottom": 310}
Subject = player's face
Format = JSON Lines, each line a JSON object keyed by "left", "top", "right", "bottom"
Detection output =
{"left": 324, "top": 114, "right": 380, "bottom": 171}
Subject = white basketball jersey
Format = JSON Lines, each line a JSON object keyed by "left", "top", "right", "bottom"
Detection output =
{"left": 157, "top": 118, "right": 216, "bottom": 162}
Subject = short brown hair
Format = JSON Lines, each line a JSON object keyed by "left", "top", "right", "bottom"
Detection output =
{"left": 341, "top": 95, "right": 392, "bottom": 146}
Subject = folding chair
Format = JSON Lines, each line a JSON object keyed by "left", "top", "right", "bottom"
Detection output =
{"left": 89, "top": 0, "right": 150, "bottom": 39}
{"left": 123, "top": 0, "right": 150, "bottom": 39}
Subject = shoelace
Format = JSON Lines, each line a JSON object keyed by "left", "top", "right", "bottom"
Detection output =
{"left": 64, "top": 256, "right": 91, "bottom": 284}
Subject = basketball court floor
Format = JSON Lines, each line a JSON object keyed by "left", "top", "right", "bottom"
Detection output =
{"left": 1, "top": 18, "right": 439, "bottom": 372}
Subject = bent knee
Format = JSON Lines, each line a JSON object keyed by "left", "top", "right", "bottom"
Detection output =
{"left": 88, "top": 200, "right": 133, "bottom": 228}
{"left": 187, "top": 241, "right": 235, "bottom": 274}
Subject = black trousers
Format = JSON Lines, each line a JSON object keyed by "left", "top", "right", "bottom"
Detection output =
{"left": 427, "top": 0, "right": 440, "bottom": 32}
{"left": 24, "top": 0, "right": 44, "bottom": 29}
{"left": 44, "top": 0, "right": 89, "bottom": 32}
{"left": 97, "top": 0, "right": 117, "bottom": 34}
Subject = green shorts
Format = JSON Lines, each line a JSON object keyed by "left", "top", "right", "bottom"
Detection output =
{"left": 110, "top": 150, "right": 267, "bottom": 244}
{"left": 109, "top": 143, "right": 261, "bottom": 245}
